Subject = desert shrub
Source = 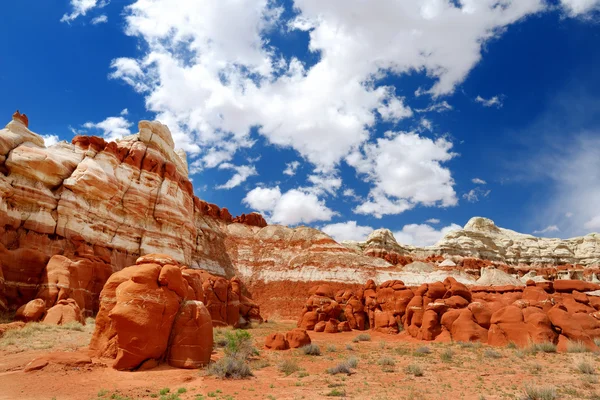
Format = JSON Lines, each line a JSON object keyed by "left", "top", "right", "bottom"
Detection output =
{"left": 567, "top": 341, "right": 590, "bottom": 353}
{"left": 506, "top": 341, "right": 517, "bottom": 349}
{"left": 278, "top": 359, "right": 300, "bottom": 376}
{"left": 345, "top": 344, "right": 354, "bottom": 351}
{"left": 484, "top": 349, "right": 502, "bottom": 359}
{"left": 327, "top": 357, "right": 358, "bottom": 375}
{"left": 458, "top": 341, "right": 481, "bottom": 349}
{"left": 578, "top": 361, "right": 596, "bottom": 375}
{"left": 529, "top": 342, "right": 556, "bottom": 353}
{"left": 207, "top": 356, "right": 253, "bottom": 379}
{"left": 405, "top": 364, "right": 423, "bottom": 377}
{"left": 325, "top": 389, "right": 346, "bottom": 397}
{"left": 301, "top": 343, "right": 321, "bottom": 356}
{"left": 378, "top": 356, "right": 395, "bottom": 366}
{"left": 413, "top": 346, "right": 431, "bottom": 356}
{"left": 327, "top": 344, "right": 337, "bottom": 352}
{"left": 352, "top": 333, "right": 371, "bottom": 343}
{"left": 523, "top": 384, "right": 557, "bottom": 400}
{"left": 440, "top": 349, "right": 453, "bottom": 362}
{"left": 223, "top": 330, "right": 256, "bottom": 359}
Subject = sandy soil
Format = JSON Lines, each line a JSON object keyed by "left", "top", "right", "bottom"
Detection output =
{"left": 0, "top": 320, "right": 598, "bottom": 400}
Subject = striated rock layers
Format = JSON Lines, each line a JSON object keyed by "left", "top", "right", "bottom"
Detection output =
{"left": 0, "top": 113, "right": 265, "bottom": 313}
{"left": 346, "top": 217, "right": 600, "bottom": 268}
{"left": 298, "top": 279, "right": 600, "bottom": 351}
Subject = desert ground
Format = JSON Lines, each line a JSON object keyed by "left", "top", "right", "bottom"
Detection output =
{"left": 0, "top": 318, "right": 598, "bottom": 400}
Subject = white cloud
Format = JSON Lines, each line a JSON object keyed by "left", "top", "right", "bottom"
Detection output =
{"left": 216, "top": 163, "right": 257, "bottom": 190}
{"left": 42, "top": 135, "right": 60, "bottom": 147}
{"left": 475, "top": 95, "right": 504, "bottom": 108}
{"left": 426, "top": 218, "right": 440, "bottom": 224}
{"left": 91, "top": 15, "right": 108, "bottom": 24}
{"left": 283, "top": 161, "right": 300, "bottom": 176}
{"left": 533, "top": 225, "right": 560, "bottom": 234}
{"left": 120, "top": 108, "right": 129, "bottom": 116}
{"left": 110, "top": 0, "right": 552, "bottom": 177}
{"left": 462, "top": 188, "right": 491, "bottom": 203}
{"left": 306, "top": 173, "right": 342, "bottom": 196}
{"left": 61, "top": 0, "right": 108, "bottom": 23}
{"left": 321, "top": 221, "right": 374, "bottom": 242}
{"left": 471, "top": 178, "right": 487, "bottom": 185}
{"left": 559, "top": 0, "right": 600, "bottom": 16}
{"left": 82, "top": 114, "right": 132, "bottom": 141}
{"left": 342, "top": 188, "right": 363, "bottom": 202}
{"left": 348, "top": 131, "right": 457, "bottom": 218}
{"left": 415, "top": 101, "right": 453, "bottom": 113}
{"left": 584, "top": 215, "right": 600, "bottom": 231}
{"left": 243, "top": 186, "right": 336, "bottom": 225}
{"left": 420, "top": 118, "right": 433, "bottom": 131}
{"left": 393, "top": 223, "right": 462, "bottom": 246}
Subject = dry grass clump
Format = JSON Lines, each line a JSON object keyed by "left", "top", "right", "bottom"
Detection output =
{"left": 301, "top": 343, "right": 321, "bottom": 356}
{"left": 352, "top": 333, "right": 371, "bottom": 343}
{"left": 327, "top": 357, "right": 358, "bottom": 375}
{"left": 207, "top": 357, "right": 253, "bottom": 379}
{"left": 483, "top": 349, "right": 502, "bottom": 359}
{"left": 567, "top": 341, "right": 591, "bottom": 353}
{"left": 413, "top": 346, "right": 431, "bottom": 356}
{"left": 523, "top": 384, "right": 557, "bottom": 400}
{"left": 405, "top": 364, "right": 424, "bottom": 377}
{"left": 577, "top": 360, "right": 596, "bottom": 375}
{"left": 529, "top": 342, "right": 557, "bottom": 353}
{"left": 207, "top": 329, "right": 256, "bottom": 379}
{"left": 278, "top": 359, "right": 300, "bottom": 376}
{"left": 440, "top": 348, "right": 453, "bottom": 362}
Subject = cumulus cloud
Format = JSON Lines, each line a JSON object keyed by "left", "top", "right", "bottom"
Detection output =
{"left": 533, "top": 225, "right": 560, "bottom": 234}
{"left": 109, "top": 0, "right": 552, "bottom": 176}
{"left": 472, "top": 178, "right": 487, "bottom": 185}
{"left": 41, "top": 135, "right": 60, "bottom": 147}
{"left": 81, "top": 114, "right": 132, "bottom": 141}
{"left": 61, "top": 0, "right": 108, "bottom": 23}
{"left": 91, "top": 15, "right": 108, "bottom": 24}
{"left": 216, "top": 163, "right": 257, "bottom": 190}
{"left": 348, "top": 131, "right": 457, "bottom": 218}
{"left": 283, "top": 161, "right": 300, "bottom": 176}
{"left": 475, "top": 95, "right": 504, "bottom": 108}
{"left": 559, "top": 0, "right": 600, "bottom": 16}
{"left": 321, "top": 221, "right": 374, "bottom": 242}
{"left": 426, "top": 218, "right": 440, "bottom": 224}
{"left": 243, "top": 186, "right": 336, "bottom": 225}
{"left": 393, "top": 223, "right": 462, "bottom": 247}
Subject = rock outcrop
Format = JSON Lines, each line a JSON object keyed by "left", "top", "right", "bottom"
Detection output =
{"left": 345, "top": 218, "right": 600, "bottom": 267}
{"left": 297, "top": 279, "right": 600, "bottom": 351}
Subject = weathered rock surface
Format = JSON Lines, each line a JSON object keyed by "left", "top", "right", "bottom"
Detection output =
{"left": 297, "top": 279, "right": 600, "bottom": 351}
{"left": 345, "top": 217, "right": 600, "bottom": 267}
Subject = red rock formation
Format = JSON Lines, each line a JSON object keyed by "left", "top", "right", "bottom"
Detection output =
{"left": 89, "top": 254, "right": 259, "bottom": 370}
{"left": 12, "top": 110, "right": 28, "bottom": 127}
{"left": 232, "top": 213, "right": 267, "bottom": 228}
{"left": 297, "top": 278, "right": 600, "bottom": 351}
{"left": 265, "top": 332, "right": 289, "bottom": 350}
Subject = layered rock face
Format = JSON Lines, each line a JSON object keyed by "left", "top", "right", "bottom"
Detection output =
{"left": 298, "top": 279, "right": 600, "bottom": 351}
{"left": 0, "top": 113, "right": 262, "bottom": 312}
{"left": 345, "top": 218, "right": 600, "bottom": 267}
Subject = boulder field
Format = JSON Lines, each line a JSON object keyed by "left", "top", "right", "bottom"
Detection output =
{"left": 297, "top": 278, "right": 600, "bottom": 351}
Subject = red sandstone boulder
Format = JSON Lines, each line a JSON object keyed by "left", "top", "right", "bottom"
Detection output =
{"left": 553, "top": 280, "right": 600, "bottom": 293}
{"left": 286, "top": 328, "right": 311, "bottom": 348}
{"left": 89, "top": 256, "right": 218, "bottom": 370}
{"left": 24, "top": 351, "right": 92, "bottom": 372}
{"left": 15, "top": 298, "right": 46, "bottom": 322}
{"left": 338, "top": 321, "right": 352, "bottom": 332}
{"left": 325, "top": 319, "right": 339, "bottom": 333}
{"left": 43, "top": 299, "right": 84, "bottom": 325}
{"left": 167, "top": 300, "right": 213, "bottom": 368}
{"left": 547, "top": 304, "right": 599, "bottom": 351}
{"left": 314, "top": 321, "right": 326, "bottom": 332}
{"left": 265, "top": 332, "right": 289, "bottom": 350}
{"left": 450, "top": 309, "right": 488, "bottom": 343}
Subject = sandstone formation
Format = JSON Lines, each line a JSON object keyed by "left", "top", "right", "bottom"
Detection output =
{"left": 345, "top": 217, "right": 600, "bottom": 268}
{"left": 297, "top": 279, "right": 600, "bottom": 351}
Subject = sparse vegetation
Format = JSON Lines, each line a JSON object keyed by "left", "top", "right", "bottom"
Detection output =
{"left": 528, "top": 342, "right": 557, "bottom": 353}
{"left": 206, "top": 329, "right": 256, "bottom": 379}
{"left": 567, "top": 341, "right": 591, "bottom": 353}
{"left": 523, "top": 384, "right": 557, "bottom": 400}
{"left": 578, "top": 361, "right": 596, "bottom": 375}
{"left": 207, "top": 357, "right": 253, "bottom": 379}
{"left": 378, "top": 356, "right": 395, "bottom": 372}
{"left": 405, "top": 364, "right": 424, "bottom": 377}
{"left": 327, "top": 344, "right": 337, "bottom": 352}
{"left": 325, "top": 388, "right": 346, "bottom": 397}
{"left": 440, "top": 348, "right": 453, "bottom": 362}
{"left": 484, "top": 349, "right": 502, "bottom": 359}
{"left": 0, "top": 321, "right": 92, "bottom": 350}
{"left": 327, "top": 357, "right": 358, "bottom": 375}
{"left": 413, "top": 346, "right": 431, "bottom": 356}
{"left": 352, "top": 333, "right": 371, "bottom": 343}
{"left": 301, "top": 343, "right": 321, "bottom": 356}
{"left": 278, "top": 359, "right": 300, "bottom": 376}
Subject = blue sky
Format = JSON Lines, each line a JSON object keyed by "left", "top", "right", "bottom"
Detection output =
{"left": 1, "top": 0, "right": 600, "bottom": 245}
